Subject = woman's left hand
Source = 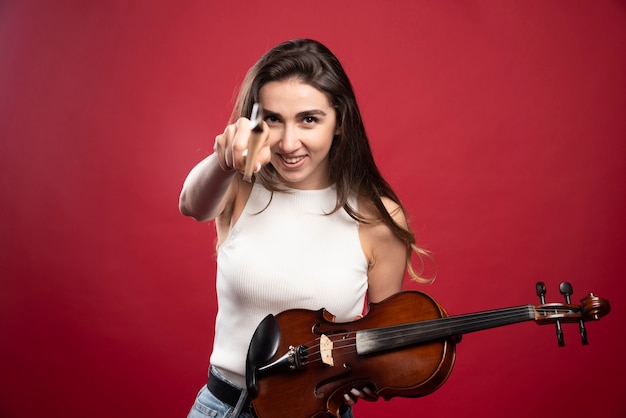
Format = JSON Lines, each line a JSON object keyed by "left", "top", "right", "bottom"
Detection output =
{"left": 343, "top": 385, "right": 379, "bottom": 406}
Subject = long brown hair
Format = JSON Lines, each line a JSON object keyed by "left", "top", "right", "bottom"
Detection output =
{"left": 233, "top": 39, "right": 433, "bottom": 282}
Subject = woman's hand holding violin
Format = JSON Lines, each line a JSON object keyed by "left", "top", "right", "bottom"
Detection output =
{"left": 343, "top": 385, "right": 379, "bottom": 407}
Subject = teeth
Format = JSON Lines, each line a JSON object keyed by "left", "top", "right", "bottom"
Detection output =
{"left": 283, "top": 156, "right": 304, "bottom": 164}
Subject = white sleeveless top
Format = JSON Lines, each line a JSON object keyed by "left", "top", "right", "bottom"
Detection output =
{"left": 210, "top": 182, "right": 369, "bottom": 387}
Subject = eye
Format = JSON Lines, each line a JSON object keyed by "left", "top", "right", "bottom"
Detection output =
{"left": 264, "top": 114, "right": 281, "bottom": 125}
{"left": 303, "top": 116, "right": 319, "bottom": 124}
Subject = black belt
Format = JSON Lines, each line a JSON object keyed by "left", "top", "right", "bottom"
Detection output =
{"left": 207, "top": 368, "right": 253, "bottom": 413}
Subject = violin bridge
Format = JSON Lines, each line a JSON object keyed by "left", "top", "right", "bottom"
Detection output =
{"left": 320, "top": 334, "right": 334, "bottom": 366}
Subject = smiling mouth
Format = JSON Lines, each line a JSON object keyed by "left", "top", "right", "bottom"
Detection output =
{"left": 281, "top": 155, "right": 305, "bottom": 164}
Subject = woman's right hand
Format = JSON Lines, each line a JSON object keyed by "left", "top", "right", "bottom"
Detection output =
{"left": 179, "top": 116, "right": 270, "bottom": 222}
{"left": 213, "top": 117, "right": 271, "bottom": 175}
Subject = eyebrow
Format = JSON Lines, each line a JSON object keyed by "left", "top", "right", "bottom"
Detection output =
{"left": 264, "top": 109, "right": 328, "bottom": 119}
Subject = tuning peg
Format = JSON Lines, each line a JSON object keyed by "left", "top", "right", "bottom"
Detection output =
{"left": 555, "top": 319, "right": 565, "bottom": 347}
{"left": 552, "top": 282, "right": 573, "bottom": 347}
{"left": 535, "top": 282, "right": 564, "bottom": 345}
{"left": 559, "top": 282, "right": 573, "bottom": 304}
{"left": 560, "top": 282, "right": 590, "bottom": 345}
{"left": 557, "top": 282, "right": 571, "bottom": 345}
{"left": 559, "top": 282, "right": 589, "bottom": 344}
{"left": 578, "top": 319, "right": 589, "bottom": 345}
{"left": 535, "top": 282, "right": 547, "bottom": 304}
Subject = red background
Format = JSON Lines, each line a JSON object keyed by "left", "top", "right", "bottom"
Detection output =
{"left": 1, "top": 1, "right": 625, "bottom": 417}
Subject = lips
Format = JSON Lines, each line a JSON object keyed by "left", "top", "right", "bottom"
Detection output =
{"left": 280, "top": 155, "right": 305, "bottom": 165}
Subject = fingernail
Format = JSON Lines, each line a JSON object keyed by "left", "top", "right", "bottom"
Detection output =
{"left": 350, "top": 388, "right": 361, "bottom": 397}
{"left": 343, "top": 394, "right": 351, "bottom": 402}
{"left": 255, "top": 162, "right": 261, "bottom": 173}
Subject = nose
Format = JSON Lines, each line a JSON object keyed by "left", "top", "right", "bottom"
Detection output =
{"left": 278, "top": 124, "right": 299, "bottom": 153}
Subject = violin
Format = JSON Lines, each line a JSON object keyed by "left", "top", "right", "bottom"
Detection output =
{"left": 245, "top": 282, "right": 610, "bottom": 418}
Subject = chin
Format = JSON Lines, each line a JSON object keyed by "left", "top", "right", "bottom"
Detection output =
{"left": 278, "top": 174, "right": 304, "bottom": 186}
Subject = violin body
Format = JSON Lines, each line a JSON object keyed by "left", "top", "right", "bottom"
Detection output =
{"left": 247, "top": 291, "right": 457, "bottom": 418}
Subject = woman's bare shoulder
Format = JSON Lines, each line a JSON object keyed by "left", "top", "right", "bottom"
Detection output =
{"left": 357, "top": 195, "right": 407, "bottom": 227}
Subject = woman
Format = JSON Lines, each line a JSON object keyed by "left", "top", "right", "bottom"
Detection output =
{"left": 180, "top": 38, "right": 431, "bottom": 418}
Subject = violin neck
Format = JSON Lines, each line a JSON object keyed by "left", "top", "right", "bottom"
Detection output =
{"left": 356, "top": 305, "right": 536, "bottom": 355}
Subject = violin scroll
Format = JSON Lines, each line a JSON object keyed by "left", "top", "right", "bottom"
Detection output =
{"left": 581, "top": 293, "right": 611, "bottom": 321}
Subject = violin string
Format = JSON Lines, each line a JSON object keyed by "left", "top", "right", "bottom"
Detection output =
{"left": 351, "top": 307, "right": 534, "bottom": 344}
{"left": 302, "top": 307, "right": 529, "bottom": 360}
{"left": 299, "top": 305, "right": 578, "bottom": 365}
{"left": 299, "top": 306, "right": 535, "bottom": 351}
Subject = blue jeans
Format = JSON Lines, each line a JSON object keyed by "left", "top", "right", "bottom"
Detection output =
{"left": 187, "top": 385, "right": 255, "bottom": 418}
{"left": 187, "top": 370, "right": 354, "bottom": 418}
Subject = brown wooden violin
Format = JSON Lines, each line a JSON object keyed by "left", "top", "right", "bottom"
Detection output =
{"left": 245, "top": 282, "right": 610, "bottom": 418}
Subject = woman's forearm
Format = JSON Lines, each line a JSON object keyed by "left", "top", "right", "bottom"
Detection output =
{"left": 178, "top": 153, "right": 236, "bottom": 222}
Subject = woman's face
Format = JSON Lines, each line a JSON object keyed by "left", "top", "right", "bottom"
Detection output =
{"left": 259, "top": 79, "right": 338, "bottom": 190}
